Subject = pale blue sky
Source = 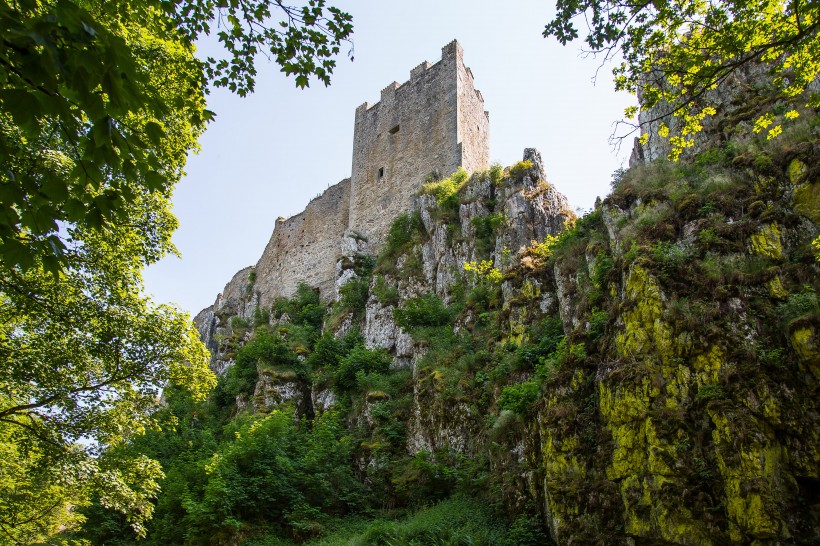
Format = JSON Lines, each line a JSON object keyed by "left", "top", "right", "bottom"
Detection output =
{"left": 143, "top": 0, "right": 634, "bottom": 316}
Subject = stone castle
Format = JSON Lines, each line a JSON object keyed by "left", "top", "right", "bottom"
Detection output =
{"left": 248, "top": 40, "right": 490, "bottom": 306}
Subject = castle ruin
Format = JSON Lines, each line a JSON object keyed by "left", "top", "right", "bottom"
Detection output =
{"left": 249, "top": 40, "right": 490, "bottom": 306}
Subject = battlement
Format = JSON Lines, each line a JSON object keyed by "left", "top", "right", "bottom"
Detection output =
{"left": 354, "top": 40, "right": 485, "bottom": 122}
{"left": 410, "top": 60, "right": 432, "bottom": 80}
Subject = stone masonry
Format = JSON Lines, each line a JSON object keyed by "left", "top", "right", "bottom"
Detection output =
{"left": 202, "top": 40, "right": 490, "bottom": 313}
{"left": 348, "top": 40, "right": 489, "bottom": 248}
{"left": 254, "top": 178, "right": 351, "bottom": 307}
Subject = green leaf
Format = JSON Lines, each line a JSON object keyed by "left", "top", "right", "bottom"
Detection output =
{"left": 0, "top": 89, "right": 42, "bottom": 133}
{"left": 144, "top": 121, "right": 165, "bottom": 146}
{"left": 144, "top": 171, "right": 167, "bottom": 191}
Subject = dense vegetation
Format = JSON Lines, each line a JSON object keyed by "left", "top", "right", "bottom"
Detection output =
{"left": 0, "top": 0, "right": 352, "bottom": 541}
{"left": 70, "top": 282, "right": 547, "bottom": 544}
{"left": 67, "top": 106, "right": 819, "bottom": 544}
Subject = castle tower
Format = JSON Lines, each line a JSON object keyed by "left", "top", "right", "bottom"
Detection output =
{"left": 348, "top": 40, "right": 490, "bottom": 248}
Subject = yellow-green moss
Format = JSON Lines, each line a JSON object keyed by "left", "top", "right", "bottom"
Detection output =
{"left": 618, "top": 475, "right": 712, "bottom": 543}
{"left": 520, "top": 279, "right": 540, "bottom": 300}
{"left": 607, "top": 421, "right": 647, "bottom": 480}
{"left": 661, "top": 364, "right": 692, "bottom": 410}
{"left": 693, "top": 345, "right": 723, "bottom": 385}
{"left": 366, "top": 390, "right": 390, "bottom": 402}
{"left": 787, "top": 158, "right": 808, "bottom": 184}
{"left": 260, "top": 369, "right": 299, "bottom": 382}
{"left": 789, "top": 325, "right": 820, "bottom": 380}
{"left": 793, "top": 181, "right": 820, "bottom": 223}
{"left": 767, "top": 276, "right": 789, "bottom": 299}
{"left": 569, "top": 369, "right": 585, "bottom": 390}
{"left": 709, "top": 410, "right": 784, "bottom": 541}
{"left": 506, "top": 307, "right": 528, "bottom": 346}
{"left": 645, "top": 417, "right": 682, "bottom": 476}
{"left": 749, "top": 223, "right": 783, "bottom": 259}
{"left": 599, "top": 375, "right": 659, "bottom": 425}
{"left": 616, "top": 265, "right": 674, "bottom": 361}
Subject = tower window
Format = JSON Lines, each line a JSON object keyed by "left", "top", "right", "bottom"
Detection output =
{"left": 388, "top": 125, "right": 400, "bottom": 135}
{"left": 377, "top": 167, "right": 385, "bottom": 181}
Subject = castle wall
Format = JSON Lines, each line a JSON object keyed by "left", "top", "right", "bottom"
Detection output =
{"left": 253, "top": 178, "right": 351, "bottom": 306}
{"left": 348, "top": 40, "right": 489, "bottom": 249}
{"left": 457, "top": 62, "right": 490, "bottom": 175}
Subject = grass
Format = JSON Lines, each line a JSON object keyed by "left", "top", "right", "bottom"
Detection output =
{"left": 243, "top": 496, "right": 517, "bottom": 546}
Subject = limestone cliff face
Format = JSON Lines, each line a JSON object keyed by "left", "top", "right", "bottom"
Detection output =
{"left": 195, "top": 122, "right": 819, "bottom": 543}
{"left": 195, "top": 266, "right": 256, "bottom": 375}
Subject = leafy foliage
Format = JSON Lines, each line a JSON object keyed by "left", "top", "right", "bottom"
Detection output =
{"left": 0, "top": 0, "right": 352, "bottom": 275}
{"left": 333, "top": 345, "right": 392, "bottom": 394}
{"left": 507, "top": 160, "right": 533, "bottom": 178}
{"left": 0, "top": 200, "right": 214, "bottom": 538}
{"left": 185, "top": 409, "right": 363, "bottom": 541}
{"left": 394, "top": 293, "right": 453, "bottom": 330}
{"left": 273, "top": 283, "right": 325, "bottom": 329}
{"left": 464, "top": 260, "right": 503, "bottom": 285}
{"left": 544, "top": 0, "right": 820, "bottom": 157}
{"left": 0, "top": 4, "right": 351, "bottom": 532}
{"left": 378, "top": 212, "right": 426, "bottom": 272}
{"left": 499, "top": 381, "right": 541, "bottom": 415}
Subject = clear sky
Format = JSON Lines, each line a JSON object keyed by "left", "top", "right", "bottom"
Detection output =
{"left": 142, "top": 0, "right": 635, "bottom": 317}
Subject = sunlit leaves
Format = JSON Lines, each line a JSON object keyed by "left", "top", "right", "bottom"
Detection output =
{"left": 544, "top": 0, "right": 820, "bottom": 159}
{"left": 199, "top": 0, "right": 353, "bottom": 95}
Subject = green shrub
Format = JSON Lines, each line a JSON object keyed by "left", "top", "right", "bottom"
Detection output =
{"left": 306, "top": 331, "right": 349, "bottom": 368}
{"left": 489, "top": 162, "right": 506, "bottom": 186}
{"left": 499, "top": 381, "right": 540, "bottom": 415}
{"left": 223, "top": 330, "right": 299, "bottom": 398}
{"left": 591, "top": 251, "right": 613, "bottom": 289}
{"left": 390, "top": 452, "right": 485, "bottom": 508}
{"left": 253, "top": 307, "right": 271, "bottom": 327}
{"left": 610, "top": 167, "right": 627, "bottom": 190}
{"left": 231, "top": 316, "right": 250, "bottom": 329}
{"left": 776, "top": 286, "right": 818, "bottom": 329}
{"left": 421, "top": 167, "right": 470, "bottom": 208}
{"left": 353, "top": 254, "right": 375, "bottom": 278}
{"left": 372, "top": 275, "right": 400, "bottom": 306}
{"left": 758, "top": 346, "right": 786, "bottom": 367}
{"left": 504, "top": 513, "right": 550, "bottom": 546}
{"left": 273, "top": 283, "right": 325, "bottom": 329}
{"left": 379, "top": 212, "right": 425, "bottom": 271}
{"left": 588, "top": 308, "right": 607, "bottom": 342}
{"left": 334, "top": 345, "right": 391, "bottom": 393}
{"left": 513, "top": 317, "right": 565, "bottom": 371}
{"left": 471, "top": 213, "right": 506, "bottom": 257}
{"left": 394, "top": 293, "right": 452, "bottom": 330}
{"left": 695, "top": 383, "right": 725, "bottom": 403}
{"left": 183, "top": 409, "right": 364, "bottom": 541}
{"left": 507, "top": 160, "right": 533, "bottom": 178}
{"left": 338, "top": 277, "right": 370, "bottom": 319}
{"left": 651, "top": 241, "right": 695, "bottom": 278}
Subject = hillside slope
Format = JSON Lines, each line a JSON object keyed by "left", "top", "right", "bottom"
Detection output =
{"left": 76, "top": 116, "right": 819, "bottom": 545}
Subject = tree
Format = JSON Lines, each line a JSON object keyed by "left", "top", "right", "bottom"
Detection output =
{"left": 544, "top": 0, "right": 820, "bottom": 158}
{"left": 0, "top": 0, "right": 352, "bottom": 541}
{"left": 0, "top": 0, "right": 353, "bottom": 274}
{"left": 0, "top": 192, "right": 215, "bottom": 541}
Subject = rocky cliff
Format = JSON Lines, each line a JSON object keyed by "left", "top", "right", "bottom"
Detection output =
{"left": 191, "top": 105, "right": 819, "bottom": 543}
